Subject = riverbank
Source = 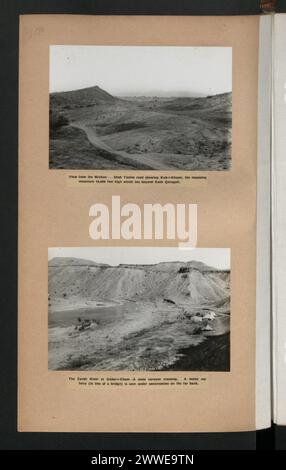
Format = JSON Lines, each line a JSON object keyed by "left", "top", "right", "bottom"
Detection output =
{"left": 165, "top": 332, "right": 230, "bottom": 371}
{"left": 49, "top": 298, "right": 117, "bottom": 313}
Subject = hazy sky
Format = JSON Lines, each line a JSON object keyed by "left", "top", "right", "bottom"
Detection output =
{"left": 50, "top": 46, "right": 232, "bottom": 96}
{"left": 48, "top": 247, "right": 230, "bottom": 269}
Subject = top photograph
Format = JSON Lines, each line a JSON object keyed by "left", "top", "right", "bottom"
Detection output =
{"left": 49, "top": 46, "right": 232, "bottom": 171}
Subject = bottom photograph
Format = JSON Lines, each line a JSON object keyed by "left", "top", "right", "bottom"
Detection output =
{"left": 48, "top": 247, "right": 230, "bottom": 372}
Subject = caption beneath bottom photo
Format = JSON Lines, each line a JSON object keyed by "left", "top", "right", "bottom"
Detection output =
{"left": 67, "top": 375, "right": 208, "bottom": 389}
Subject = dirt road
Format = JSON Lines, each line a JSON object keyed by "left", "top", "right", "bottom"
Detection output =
{"left": 72, "top": 122, "right": 179, "bottom": 170}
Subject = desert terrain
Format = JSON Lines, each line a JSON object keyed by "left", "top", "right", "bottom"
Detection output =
{"left": 49, "top": 86, "right": 232, "bottom": 170}
{"left": 48, "top": 257, "right": 230, "bottom": 371}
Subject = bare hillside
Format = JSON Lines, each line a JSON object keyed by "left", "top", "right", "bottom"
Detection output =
{"left": 49, "top": 257, "right": 230, "bottom": 308}
{"left": 49, "top": 86, "right": 232, "bottom": 170}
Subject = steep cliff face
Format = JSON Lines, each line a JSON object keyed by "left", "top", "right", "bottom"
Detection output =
{"left": 49, "top": 257, "right": 230, "bottom": 309}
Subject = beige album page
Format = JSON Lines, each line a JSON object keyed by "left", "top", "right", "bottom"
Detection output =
{"left": 18, "top": 15, "right": 259, "bottom": 432}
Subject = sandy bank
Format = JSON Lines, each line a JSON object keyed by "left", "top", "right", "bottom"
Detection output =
{"left": 49, "top": 299, "right": 119, "bottom": 313}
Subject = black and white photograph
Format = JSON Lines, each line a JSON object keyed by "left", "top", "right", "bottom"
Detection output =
{"left": 49, "top": 46, "right": 232, "bottom": 171}
{"left": 48, "top": 247, "right": 230, "bottom": 371}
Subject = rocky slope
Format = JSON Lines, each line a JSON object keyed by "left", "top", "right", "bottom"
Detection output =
{"left": 50, "top": 85, "right": 119, "bottom": 108}
{"left": 49, "top": 257, "right": 230, "bottom": 310}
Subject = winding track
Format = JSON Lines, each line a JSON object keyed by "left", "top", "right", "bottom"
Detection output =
{"left": 72, "top": 121, "right": 177, "bottom": 170}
